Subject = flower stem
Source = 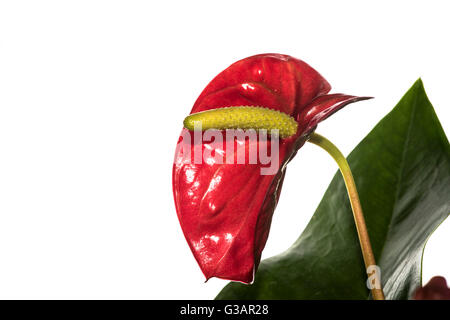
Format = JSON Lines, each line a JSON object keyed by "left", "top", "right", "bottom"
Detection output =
{"left": 308, "top": 132, "right": 385, "bottom": 300}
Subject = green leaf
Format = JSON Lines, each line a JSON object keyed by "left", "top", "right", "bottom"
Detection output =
{"left": 216, "top": 79, "right": 450, "bottom": 300}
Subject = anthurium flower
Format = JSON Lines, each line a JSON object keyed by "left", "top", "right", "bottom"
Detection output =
{"left": 173, "top": 53, "right": 369, "bottom": 284}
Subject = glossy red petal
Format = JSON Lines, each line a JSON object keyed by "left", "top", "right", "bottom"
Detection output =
{"left": 192, "top": 53, "right": 331, "bottom": 117}
{"left": 173, "top": 130, "right": 301, "bottom": 283}
{"left": 298, "top": 94, "right": 373, "bottom": 133}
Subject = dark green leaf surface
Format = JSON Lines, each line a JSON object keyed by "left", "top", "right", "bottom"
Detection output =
{"left": 216, "top": 80, "right": 450, "bottom": 300}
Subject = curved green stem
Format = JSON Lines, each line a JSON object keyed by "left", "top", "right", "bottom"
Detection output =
{"left": 308, "top": 132, "right": 385, "bottom": 300}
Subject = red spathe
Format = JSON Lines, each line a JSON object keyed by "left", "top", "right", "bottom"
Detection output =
{"left": 172, "top": 54, "right": 369, "bottom": 283}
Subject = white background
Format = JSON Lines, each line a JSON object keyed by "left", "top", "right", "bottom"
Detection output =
{"left": 0, "top": 1, "right": 449, "bottom": 299}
